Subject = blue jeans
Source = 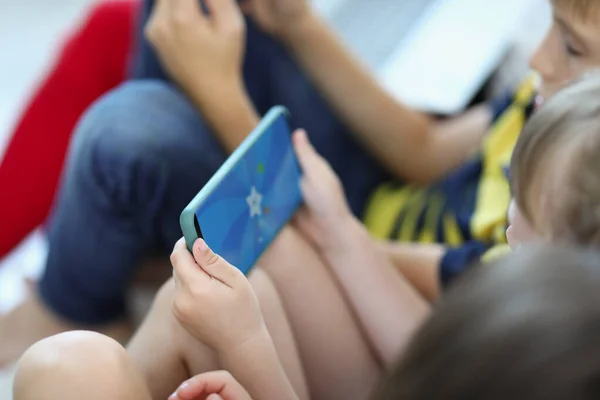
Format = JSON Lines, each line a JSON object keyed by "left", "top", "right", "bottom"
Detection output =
{"left": 39, "top": 2, "right": 388, "bottom": 325}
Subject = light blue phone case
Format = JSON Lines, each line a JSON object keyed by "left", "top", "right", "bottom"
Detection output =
{"left": 179, "top": 106, "right": 303, "bottom": 275}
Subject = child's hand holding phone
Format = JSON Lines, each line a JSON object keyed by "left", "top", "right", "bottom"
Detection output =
{"left": 170, "top": 238, "right": 267, "bottom": 352}
{"left": 292, "top": 129, "right": 355, "bottom": 253}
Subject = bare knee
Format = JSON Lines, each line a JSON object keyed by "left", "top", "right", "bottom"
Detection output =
{"left": 14, "top": 331, "right": 150, "bottom": 400}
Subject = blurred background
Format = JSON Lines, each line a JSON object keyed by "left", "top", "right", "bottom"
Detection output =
{"left": 0, "top": 1, "right": 97, "bottom": 396}
{"left": 0, "top": 0, "right": 550, "bottom": 397}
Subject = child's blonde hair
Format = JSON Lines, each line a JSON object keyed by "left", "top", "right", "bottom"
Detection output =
{"left": 511, "top": 73, "right": 600, "bottom": 246}
{"left": 554, "top": 0, "right": 600, "bottom": 20}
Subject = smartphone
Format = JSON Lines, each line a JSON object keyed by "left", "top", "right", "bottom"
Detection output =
{"left": 180, "top": 106, "right": 303, "bottom": 275}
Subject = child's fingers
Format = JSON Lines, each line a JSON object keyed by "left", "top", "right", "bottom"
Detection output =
{"left": 293, "top": 129, "right": 336, "bottom": 187}
{"left": 145, "top": 0, "right": 170, "bottom": 42}
{"left": 171, "top": 0, "right": 206, "bottom": 25}
{"left": 292, "top": 129, "right": 314, "bottom": 155}
{"left": 172, "top": 376, "right": 209, "bottom": 399}
{"left": 149, "top": 0, "right": 169, "bottom": 22}
{"left": 173, "top": 237, "right": 190, "bottom": 252}
{"left": 205, "top": 0, "right": 244, "bottom": 31}
{"left": 238, "top": 0, "right": 253, "bottom": 15}
{"left": 192, "top": 239, "right": 242, "bottom": 286}
{"left": 168, "top": 392, "right": 181, "bottom": 400}
{"left": 171, "top": 238, "right": 210, "bottom": 285}
{"left": 293, "top": 129, "right": 320, "bottom": 174}
{"left": 171, "top": 238, "right": 197, "bottom": 267}
{"left": 173, "top": 371, "right": 250, "bottom": 400}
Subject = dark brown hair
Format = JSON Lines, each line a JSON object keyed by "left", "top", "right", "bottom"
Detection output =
{"left": 374, "top": 246, "right": 600, "bottom": 399}
{"left": 510, "top": 73, "right": 600, "bottom": 246}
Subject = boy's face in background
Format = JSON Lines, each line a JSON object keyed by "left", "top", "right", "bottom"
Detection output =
{"left": 530, "top": 0, "right": 600, "bottom": 101}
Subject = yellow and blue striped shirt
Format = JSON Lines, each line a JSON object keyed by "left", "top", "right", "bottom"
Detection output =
{"left": 362, "top": 76, "right": 537, "bottom": 286}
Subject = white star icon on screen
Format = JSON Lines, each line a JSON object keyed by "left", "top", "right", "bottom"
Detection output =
{"left": 246, "top": 186, "right": 263, "bottom": 218}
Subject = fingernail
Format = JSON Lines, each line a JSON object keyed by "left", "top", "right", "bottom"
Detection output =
{"left": 297, "top": 129, "right": 307, "bottom": 141}
{"left": 168, "top": 393, "right": 177, "bottom": 400}
{"left": 178, "top": 382, "right": 189, "bottom": 391}
{"left": 198, "top": 239, "right": 208, "bottom": 252}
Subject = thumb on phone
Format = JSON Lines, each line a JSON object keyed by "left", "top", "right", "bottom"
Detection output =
{"left": 292, "top": 128, "right": 311, "bottom": 165}
{"left": 192, "top": 239, "right": 241, "bottom": 286}
{"left": 293, "top": 129, "right": 325, "bottom": 178}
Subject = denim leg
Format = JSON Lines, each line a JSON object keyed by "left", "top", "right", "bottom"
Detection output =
{"left": 39, "top": 81, "right": 227, "bottom": 324}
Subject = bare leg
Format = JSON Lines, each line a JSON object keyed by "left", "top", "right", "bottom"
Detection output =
{"left": 127, "top": 270, "right": 309, "bottom": 400}
{"left": 126, "top": 279, "right": 190, "bottom": 400}
{"left": 13, "top": 331, "right": 151, "bottom": 400}
{"left": 128, "top": 226, "right": 382, "bottom": 400}
{"left": 259, "top": 226, "right": 382, "bottom": 400}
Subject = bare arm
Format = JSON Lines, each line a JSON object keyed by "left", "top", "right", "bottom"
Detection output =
{"left": 321, "top": 216, "right": 431, "bottom": 367}
{"left": 191, "top": 67, "right": 490, "bottom": 168}
{"left": 380, "top": 239, "right": 501, "bottom": 303}
{"left": 378, "top": 241, "right": 445, "bottom": 303}
{"left": 147, "top": 0, "right": 491, "bottom": 179}
{"left": 186, "top": 80, "right": 260, "bottom": 152}
{"left": 218, "top": 331, "right": 299, "bottom": 400}
{"left": 280, "top": 12, "right": 492, "bottom": 183}
{"left": 145, "top": 0, "right": 261, "bottom": 153}
{"left": 170, "top": 238, "right": 300, "bottom": 400}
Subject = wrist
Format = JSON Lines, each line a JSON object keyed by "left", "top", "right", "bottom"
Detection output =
{"left": 320, "top": 214, "right": 364, "bottom": 255}
{"left": 217, "top": 325, "right": 298, "bottom": 400}
{"left": 188, "top": 79, "right": 260, "bottom": 151}
{"left": 218, "top": 325, "right": 275, "bottom": 364}
{"left": 188, "top": 76, "right": 246, "bottom": 114}
{"left": 277, "top": 9, "right": 322, "bottom": 46}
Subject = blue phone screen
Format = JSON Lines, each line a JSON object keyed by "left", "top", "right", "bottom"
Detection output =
{"left": 194, "top": 115, "right": 302, "bottom": 274}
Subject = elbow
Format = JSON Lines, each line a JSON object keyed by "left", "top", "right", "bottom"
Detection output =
{"left": 408, "top": 169, "right": 440, "bottom": 186}
{"left": 389, "top": 161, "right": 442, "bottom": 187}
{"left": 387, "top": 136, "right": 445, "bottom": 185}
